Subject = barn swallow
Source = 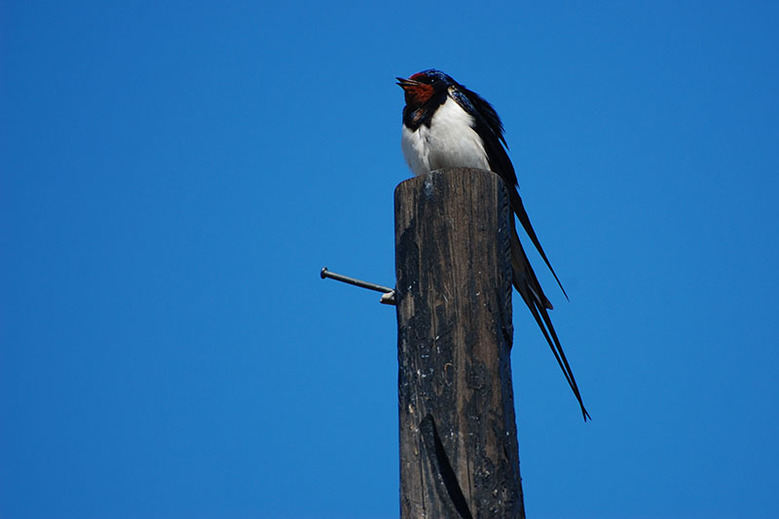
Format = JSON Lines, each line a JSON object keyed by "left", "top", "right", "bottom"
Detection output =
{"left": 397, "top": 69, "right": 589, "bottom": 420}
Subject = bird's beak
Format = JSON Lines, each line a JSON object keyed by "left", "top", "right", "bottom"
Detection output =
{"left": 396, "top": 77, "right": 420, "bottom": 90}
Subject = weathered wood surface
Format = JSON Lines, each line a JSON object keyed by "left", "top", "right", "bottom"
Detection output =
{"left": 394, "top": 168, "right": 524, "bottom": 519}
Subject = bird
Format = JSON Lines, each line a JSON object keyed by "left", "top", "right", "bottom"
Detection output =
{"left": 397, "top": 69, "right": 590, "bottom": 421}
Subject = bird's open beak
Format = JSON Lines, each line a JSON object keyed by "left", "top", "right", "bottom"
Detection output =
{"left": 396, "top": 77, "right": 420, "bottom": 90}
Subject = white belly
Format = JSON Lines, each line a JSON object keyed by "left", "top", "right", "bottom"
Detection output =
{"left": 401, "top": 96, "right": 490, "bottom": 176}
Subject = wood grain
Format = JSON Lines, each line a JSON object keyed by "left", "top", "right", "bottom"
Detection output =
{"left": 394, "top": 168, "right": 524, "bottom": 519}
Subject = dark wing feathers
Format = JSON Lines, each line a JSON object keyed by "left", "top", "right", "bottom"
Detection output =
{"left": 453, "top": 84, "right": 568, "bottom": 298}
{"left": 453, "top": 82, "right": 587, "bottom": 420}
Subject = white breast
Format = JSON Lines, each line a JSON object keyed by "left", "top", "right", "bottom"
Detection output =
{"left": 401, "top": 95, "right": 490, "bottom": 176}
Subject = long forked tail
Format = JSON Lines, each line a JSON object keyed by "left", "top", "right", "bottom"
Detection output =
{"left": 510, "top": 229, "right": 590, "bottom": 421}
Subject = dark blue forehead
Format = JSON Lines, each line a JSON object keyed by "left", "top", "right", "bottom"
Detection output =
{"left": 410, "top": 69, "right": 456, "bottom": 85}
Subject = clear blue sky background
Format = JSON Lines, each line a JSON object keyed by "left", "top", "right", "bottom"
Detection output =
{"left": 2, "top": 1, "right": 778, "bottom": 518}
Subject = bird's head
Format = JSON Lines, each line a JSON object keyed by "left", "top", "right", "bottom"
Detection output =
{"left": 396, "top": 69, "right": 454, "bottom": 107}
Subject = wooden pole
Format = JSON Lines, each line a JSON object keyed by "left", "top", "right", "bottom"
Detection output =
{"left": 394, "top": 168, "right": 525, "bottom": 519}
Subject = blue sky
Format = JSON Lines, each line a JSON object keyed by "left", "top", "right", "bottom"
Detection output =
{"left": 2, "top": 1, "right": 778, "bottom": 518}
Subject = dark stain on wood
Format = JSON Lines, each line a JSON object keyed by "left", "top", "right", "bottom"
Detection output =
{"left": 395, "top": 169, "right": 525, "bottom": 519}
